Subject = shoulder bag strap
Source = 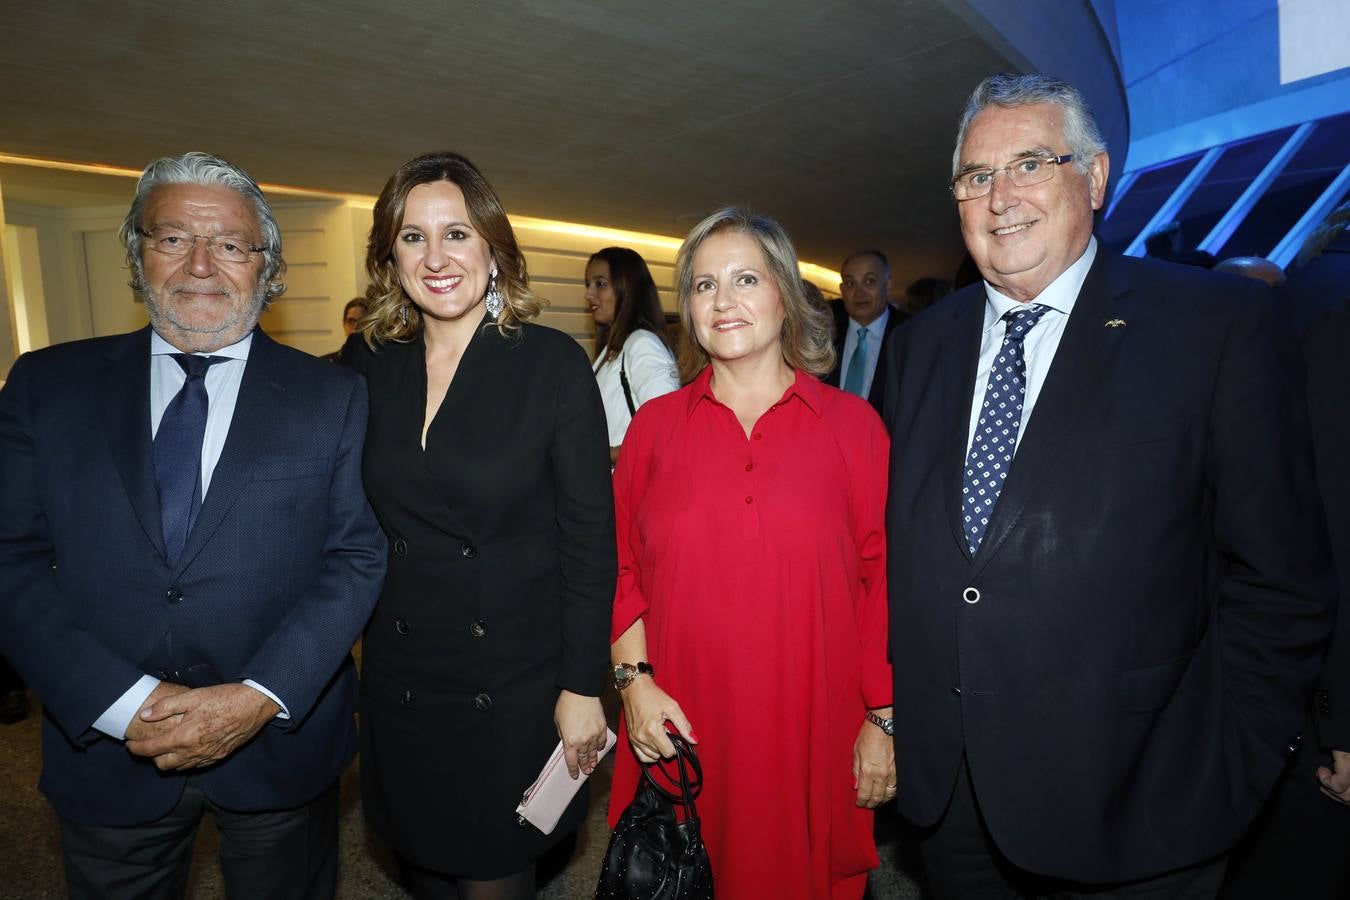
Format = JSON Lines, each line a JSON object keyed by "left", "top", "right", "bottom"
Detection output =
{"left": 619, "top": 352, "right": 637, "bottom": 417}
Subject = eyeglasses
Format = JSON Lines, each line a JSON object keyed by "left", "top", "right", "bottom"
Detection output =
{"left": 139, "top": 227, "right": 266, "bottom": 264}
{"left": 950, "top": 154, "right": 1075, "bottom": 201}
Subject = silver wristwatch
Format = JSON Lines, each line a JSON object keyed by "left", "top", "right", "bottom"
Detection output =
{"left": 865, "top": 710, "right": 895, "bottom": 736}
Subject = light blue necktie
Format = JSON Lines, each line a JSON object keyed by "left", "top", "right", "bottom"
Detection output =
{"left": 843, "top": 326, "right": 869, "bottom": 396}
{"left": 961, "top": 304, "right": 1050, "bottom": 554}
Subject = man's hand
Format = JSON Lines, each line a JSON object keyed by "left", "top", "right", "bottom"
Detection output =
{"left": 123, "top": 682, "right": 190, "bottom": 743}
{"left": 126, "top": 683, "right": 280, "bottom": 771}
{"left": 853, "top": 707, "right": 897, "bottom": 808}
{"left": 1317, "top": 749, "right": 1350, "bottom": 805}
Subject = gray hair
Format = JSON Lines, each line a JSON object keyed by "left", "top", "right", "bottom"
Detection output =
{"left": 118, "top": 151, "right": 286, "bottom": 302}
{"left": 952, "top": 74, "right": 1107, "bottom": 178}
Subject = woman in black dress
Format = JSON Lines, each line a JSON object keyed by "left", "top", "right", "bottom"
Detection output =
{"left": 344, "top": 152, "right": 615, "bottom": 899}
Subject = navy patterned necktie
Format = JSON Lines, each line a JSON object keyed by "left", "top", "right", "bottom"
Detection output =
{"left": 154, "top": 354, "right": 224, "bottom": 564}
{"left": 961, "top": 304, "right": 1051, "bottom": 555}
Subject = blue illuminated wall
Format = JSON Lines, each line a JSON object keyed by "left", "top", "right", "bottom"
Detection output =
{"left": 1120, "top": 0, "right": 1350, "bottom": 171}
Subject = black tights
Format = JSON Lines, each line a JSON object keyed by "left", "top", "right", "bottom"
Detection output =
{"left": 399, "top": 858, "right": 536, "bottom": 900}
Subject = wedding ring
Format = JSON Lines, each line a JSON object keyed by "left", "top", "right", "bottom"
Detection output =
{"left": 885, "top": 784, "right": 897, "bottom": 791}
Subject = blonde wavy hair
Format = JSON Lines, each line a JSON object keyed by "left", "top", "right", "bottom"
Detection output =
{"left": 673, "top": 207, "right": 835, "bottom": 383}
{"left": 360, "top": 152, "right": 543, "bottom": 345}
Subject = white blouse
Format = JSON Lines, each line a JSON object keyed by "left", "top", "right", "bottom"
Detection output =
{"left": 593, "top": 329, "right": 678, "bottom": 447}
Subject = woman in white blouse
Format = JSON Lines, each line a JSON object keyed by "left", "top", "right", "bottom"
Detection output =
{"left": 585, "top": 247, "right": 679, "bottom": 463}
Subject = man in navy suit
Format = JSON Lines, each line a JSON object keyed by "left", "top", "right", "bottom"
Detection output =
{"left": 824, "top": 249, "right": 905, "bottom": 413}
{"left": 0, "top": 152, "right": 386, "bottom": 898}
{"left": 883, "top": 74, "right": 1334, "bottom": 897}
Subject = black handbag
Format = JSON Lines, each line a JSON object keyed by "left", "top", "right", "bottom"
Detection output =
{"left": 596, "top": 733, "right": 714, "bottom": 899}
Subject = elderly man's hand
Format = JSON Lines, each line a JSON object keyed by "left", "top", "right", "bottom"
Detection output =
{"left": 125, "top": 683, "right": 280, "bottom": 771}
{"left": 123, "top": 681, "right": 190, "bottom": 744}
{"left": 1317, "top": 749, "right": 1350, "bottom": 805}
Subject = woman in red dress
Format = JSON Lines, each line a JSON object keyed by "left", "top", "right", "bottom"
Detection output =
{"left": 608, "top": 208, "right": 894, "bottom": 899}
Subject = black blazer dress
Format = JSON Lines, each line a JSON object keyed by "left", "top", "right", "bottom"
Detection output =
{"left": 345, "top": 314, "right": 616, "bottom": 877}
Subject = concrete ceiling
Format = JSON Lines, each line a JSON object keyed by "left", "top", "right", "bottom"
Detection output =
{"left": 1, "top": 1, "right": 1017, "bottom": 283}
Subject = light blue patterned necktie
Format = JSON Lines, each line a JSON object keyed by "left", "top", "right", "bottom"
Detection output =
{"left": 961, "top": 304, "right": 1050, "bottom": 554}
{"left": 843, "top": 325, "right": 869, "bottom": 396}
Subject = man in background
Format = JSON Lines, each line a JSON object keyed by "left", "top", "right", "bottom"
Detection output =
{"left": 825, "top": 249, "right": 906, "bottom": 413}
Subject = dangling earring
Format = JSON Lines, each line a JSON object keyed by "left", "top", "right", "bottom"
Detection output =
{"left": 485, "top": 266, "right": 505, "bottom": 321}
{"left": 399, "top": 303, "right": 409, "bottom": 326}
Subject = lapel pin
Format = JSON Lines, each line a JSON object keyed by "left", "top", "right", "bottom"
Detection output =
{"left": 1105, "top": 319, "right": 1127, "bottom": 328}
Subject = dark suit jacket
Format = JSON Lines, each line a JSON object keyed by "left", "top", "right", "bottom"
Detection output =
{"left": 882, "top": 251, "right": 1335, "bottom": 882}
{"left": 824, "top": 302, "right": 905, "bottom": 414}
{"left": 342, "top": 321, "right": 616, "bottom": 876}
{"left": 0, "top": 327, "right": 386, "bottom": 826}
{"left": 1283, "top": 240, "right": 1350, "bottom": 751}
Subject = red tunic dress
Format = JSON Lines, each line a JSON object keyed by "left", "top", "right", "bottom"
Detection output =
{"left": 608, "top": 367, "right": 892, "bottom": 900}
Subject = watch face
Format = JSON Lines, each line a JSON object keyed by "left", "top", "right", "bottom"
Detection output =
{"left": 613, "top": 664, "right": 633, "bottom": 689}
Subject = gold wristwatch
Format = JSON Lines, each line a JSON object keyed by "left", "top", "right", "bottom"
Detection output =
{"left": 613, "top": 661, "right": 654, "bottom": 691}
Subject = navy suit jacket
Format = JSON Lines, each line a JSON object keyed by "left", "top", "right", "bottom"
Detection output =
{"left": 882, "top": 252, "right": 1335, "bottom": 882}
{"left": 0, "top": 326, "right": 386, "bottom": 826}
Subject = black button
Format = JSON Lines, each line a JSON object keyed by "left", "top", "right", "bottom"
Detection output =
{"left": 165, "top": 587, "right": 183, "bottom": 604}
{"left": 951, "top": 687, "right": 961, "bottom": 696}
{"left": 469, "top": 620, "right": 487, "bottom": 638}
{"left": 461, "top": 543, "right": 477, "bottom": 559}
{"left": 392, "top": 539, "right": 407, "bottom": 558}
{"left": 473, "top": 692, "right": 492, "bottom": 711}
{"left": 395, "top": 618, "right": 409, "bottom": 635}
{"left": 400, "top": 690, "right": 413, "bottom": 708}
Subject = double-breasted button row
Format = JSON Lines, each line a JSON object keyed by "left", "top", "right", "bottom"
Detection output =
{"left": 473, "top": 692, "right": 492, "bottom": 711}
{"left": 392, "top": 539, "right": 407, "bottom": 558}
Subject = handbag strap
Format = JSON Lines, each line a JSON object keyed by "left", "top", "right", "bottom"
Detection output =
{"left": 619, "top": 353, "right": 637, "bottom": 417}
{"left": 641, "top": 733, "right": 702, "bottom": 821}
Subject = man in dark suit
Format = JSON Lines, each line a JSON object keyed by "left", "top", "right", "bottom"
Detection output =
{"left": 0, "top": 152, "right": 386, "bottom": 898}
{"left": 1224, "top": 219, "right": 1350, "bottom": 899}
{"left": 883, "top": 74, "right": 1334, "bottom": 897}
{"left": 824, "top": 249, "right": 905, "bottom": 413}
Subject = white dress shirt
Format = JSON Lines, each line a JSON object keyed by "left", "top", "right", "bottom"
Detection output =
{"left": 840, "top": 304, "right": 890, "bottom": 399}
{"left": 593, "top": 329, "right": 678, "bottom": 447}
{"left": 965, "top": 237, "right": 1097, "bottom": 457}
{"left": 93, "top": 330, "right": 289, "bottom": 740}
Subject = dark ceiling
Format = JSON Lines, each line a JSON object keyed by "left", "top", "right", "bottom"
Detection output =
{"left": 1, "top": 1, "right": 1018, "bottom": 282}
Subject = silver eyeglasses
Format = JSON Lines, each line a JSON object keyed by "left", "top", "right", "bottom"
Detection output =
{"left": 139, "top": 227, "right": 266, "bottom": 264}
{"left": 951, "top": 154, "right": 1075, "bottom": 201}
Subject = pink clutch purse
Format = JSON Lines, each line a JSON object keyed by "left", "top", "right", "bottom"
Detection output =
{"left": 515, "top": 728, "right": 618, "bottom": 834}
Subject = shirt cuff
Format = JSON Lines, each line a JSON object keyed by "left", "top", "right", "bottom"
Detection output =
{"left": 92, "top": 674, "right": 161, "bottom": 740}
{"left": 242, "top": 680, "right": 291, "bottom": 720}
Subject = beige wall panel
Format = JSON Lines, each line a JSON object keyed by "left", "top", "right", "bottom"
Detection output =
{"left": 259, "top": 296, "right": 332, "bottom": 343}
{"left": 535, "top": 308, "right": 595, "bottom": 340}
{"left": 270, "top": 203, "right": 358, "bottom": 357}
{"left": 281, "top": 263, "right": 331, "bottom": 299}
{"left": 520, "top": 246, "right": 677, "bottom": 288}
{"left": 513, "top": 225, "right": 681, "bottom": 266}
{"left": 535, "top": 282, "right": 587, "bottom": 311}
{"left": 281, "top": 229, "right": 331, "bottom": 263}
{"left": 521, "top": 250, "right": 587, "bottom": 282}
{"left": 82, "top": 230, "right": 146, "bottom": 337}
